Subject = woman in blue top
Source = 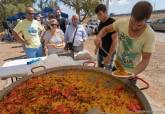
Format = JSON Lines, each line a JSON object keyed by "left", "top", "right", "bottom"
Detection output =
{"left": 43, "top": 19, "right": 65, "bottom": 55}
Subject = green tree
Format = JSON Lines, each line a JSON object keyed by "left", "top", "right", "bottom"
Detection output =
{"left": 61, "top": 0, "right": 103, "bottom": 22}
{"left": 49, "top": 0, "right": 58, "bottom": 9}
{"left": 37, "top": 0, "right": 49, "bottom": 11}
{"left": 37, "top": 0, "right": 58, "bottom": 11}
{"left": 0, "top": 0, "right": 35, "bottom": 20}
{"left": 0, "top": 0, "right": 35, "bottom": 31}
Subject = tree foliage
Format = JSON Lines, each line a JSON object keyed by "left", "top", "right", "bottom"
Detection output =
{"left": 0, "top": 0, "right": 35, "bottom": 31}
{"left": 37, "top": 0, "right": 58, "bottom": 11}
{"left": 0, "top": 0, "right": 35, "bottom": 20}
{"left": 61, "top": 0, "right": 103, "bottom": 22}
{"left": 49, "top": 0, "right": 58, "bottom": 9}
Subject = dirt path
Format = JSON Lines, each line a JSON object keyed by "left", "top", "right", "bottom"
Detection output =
{"left": 0, "top": 42, "right": 25, "bottom": 66}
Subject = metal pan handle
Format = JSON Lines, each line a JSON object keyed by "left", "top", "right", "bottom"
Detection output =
{"left": 130, "top": 76, "right": 149, "bottom": 90}
{"left": 31, "top": 66, "right": 47, "bottom": 75}
{"left": 83, "top": 61, "right": 96, "bottom": 67}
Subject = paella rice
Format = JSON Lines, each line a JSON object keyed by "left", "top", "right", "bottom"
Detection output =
{"left": 0, "top": 70, "right": 143, "bottom": 114}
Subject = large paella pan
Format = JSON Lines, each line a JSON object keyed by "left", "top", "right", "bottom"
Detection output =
{"left": 0, "top": 66, "right": 152, "bottom": 114}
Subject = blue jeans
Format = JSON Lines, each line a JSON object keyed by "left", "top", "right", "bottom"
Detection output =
{"left": 97, "top": 53, "right": 115, "bottom": 70}
{"left": 24, "top": 47, "right": 43, "bottom": 58}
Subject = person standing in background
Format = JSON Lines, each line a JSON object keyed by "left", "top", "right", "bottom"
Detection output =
{"left": 65, "top": 15, "right": 88, "bottom": 53}
{"left": 55, "top": 8, "right": 67, "bottom": 33}
{"left": 44, "top": 19, "right": 65, "bottom": 55}
{"left": 13, "top": 7, "right": 45, "bottom": 58}
{"left": 95, "top": 4, "right": 117, "bottom": 70}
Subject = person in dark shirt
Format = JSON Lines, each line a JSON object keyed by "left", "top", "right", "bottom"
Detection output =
{"left": 95, "top": 4, "right": 117, "bottom": 70}
{"left": 55, "top": 8, "right": 67, "bottom": 33}
{"left": 2, "top": 21, "right": 13, "bottom": 41}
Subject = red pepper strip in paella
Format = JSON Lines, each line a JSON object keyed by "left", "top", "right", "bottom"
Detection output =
{"left": 127, "top": 102, "right": 142, "bottom": 112}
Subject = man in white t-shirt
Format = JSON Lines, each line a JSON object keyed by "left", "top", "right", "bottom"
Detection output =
{"left": 95, "top": 1, "right": 155, "bottom": 76}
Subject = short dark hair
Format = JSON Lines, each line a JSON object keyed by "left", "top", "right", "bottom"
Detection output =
{"left": 131, "top": 1, "right": 153, "bottom": 21}
{"left": 95, "top": 4, "right": 107, "bottom": 14}
{"left": 56, "top": 7, "right": 61, "bottom": 11}
{"left": 48, "top": 13, "right": 55, "bottom": 19}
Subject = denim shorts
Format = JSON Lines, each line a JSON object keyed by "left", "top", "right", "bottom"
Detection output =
{"left": 24, "top": 46, "right": 43, "bottom": 58}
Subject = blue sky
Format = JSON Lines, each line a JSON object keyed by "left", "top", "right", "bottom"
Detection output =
{"left": 57, "top": 0, "right": 165, "bottom": 18}
{"left": 108, "top": 0, "right": 165, "bottom": 14}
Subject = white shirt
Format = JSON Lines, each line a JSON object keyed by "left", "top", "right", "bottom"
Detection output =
{"left": 64, "top": 24, "right": 88, "bottom": 46}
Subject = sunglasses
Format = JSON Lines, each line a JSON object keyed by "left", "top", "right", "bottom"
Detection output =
{"left": 27, "top": 12, "right": 35, "bottom": 15}
{"left": 51, "top": 24, "right": 58, "bottom": 26}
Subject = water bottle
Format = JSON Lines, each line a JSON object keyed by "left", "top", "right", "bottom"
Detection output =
{"left": 27, "top": 58, "right": 41, "bottom": 65}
